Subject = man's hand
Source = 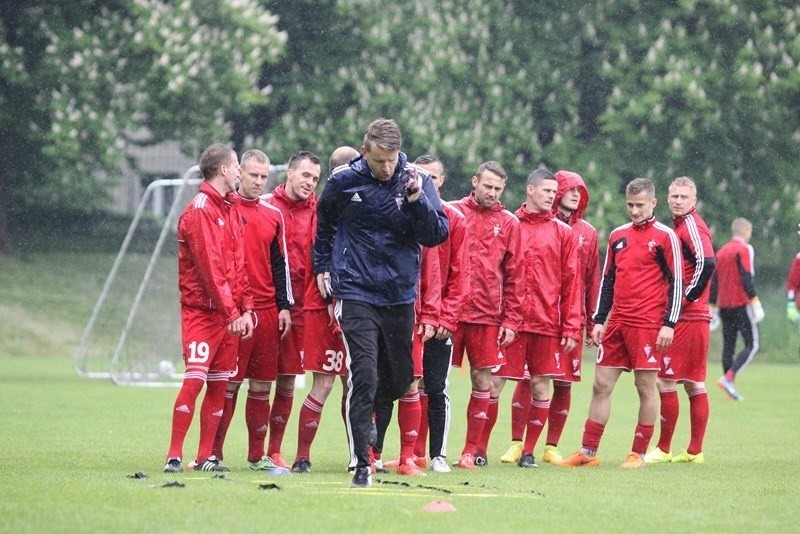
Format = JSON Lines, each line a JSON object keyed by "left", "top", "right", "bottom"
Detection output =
{"left": 229, "top": 311, "right": 254, "bottom": 339}
{"left": 655, "top": 325, "right": 674, "bottom": 352}
{"left": 435, "top": 325, "right": 453, "bottom": 340}
{"left": 749, "top": 297, "right": 765, "bottom": 323}
{"left": 497, "top": 327, "right": 516, "bottom": 347}
{"left": 561, "top": 336, "right": 578, "bottom": 353}
{"left": 590, "top": 323, "right": 605, "bottom": 347}
{"left": 405, "top": 167, "right": 423, "bottom": 203}
{"left": 418, "top": 323, "right": 436, "bottom": 342}
{"left": 278, "top": 309, "right": 292, "bottom": 340}
{"left": 316, "top": 272, "right": 332, "bottom": 299}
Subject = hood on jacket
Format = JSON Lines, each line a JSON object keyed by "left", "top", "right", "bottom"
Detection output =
{"left": 553, "top": 170, "right": 589, "bottom": 223}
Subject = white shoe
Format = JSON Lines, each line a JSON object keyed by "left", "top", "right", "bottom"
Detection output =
{"left": 430, "top": 456, "right": 451, "bottom": 473}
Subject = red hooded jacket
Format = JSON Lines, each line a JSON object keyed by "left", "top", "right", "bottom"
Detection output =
{"left": 178, "top": 181, "right": 253, "bottom": 323}
{"left": 435, "top": 202, "right": 468, "bottom": 332}
{"left": 515, "top": 205, "right": 582, "bottom": 340}
{"left": 450, "top": 193, "right": 523, "bottom": 330}
{"left": 263, "top": 184, "right": 316, "bottom": 314}
{"left": 553, "top": 171, "right": 600, "bottom": 333}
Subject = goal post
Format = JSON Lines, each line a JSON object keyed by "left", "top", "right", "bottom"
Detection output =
{"left": 75, "top": 163, "right": 307, "bottom": 388}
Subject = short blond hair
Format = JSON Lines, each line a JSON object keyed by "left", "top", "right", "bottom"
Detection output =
{"left": 669, "top": 176, "right": 697, "bottom": 197}
{"left": 731, "top": 217, "right": 752, "bottom": 237}
{"left": 363, "top": 119, "right": 402, "bottom": 152}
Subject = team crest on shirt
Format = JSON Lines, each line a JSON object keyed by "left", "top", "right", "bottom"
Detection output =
{"left": 578, "top": 234, "right": 585, "bottom": 247}
{"left": 493, "top": 224, "right": 501, "bottom": 237}
{"left": 644, "top": 344, "right": 657, "bottom": 363}
{"left": 647, "top": 239, "right": 657, "bottom": 252}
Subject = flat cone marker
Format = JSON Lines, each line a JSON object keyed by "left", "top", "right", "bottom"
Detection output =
{"left": 423, "top": 500, "right": 456, "bottom": 513}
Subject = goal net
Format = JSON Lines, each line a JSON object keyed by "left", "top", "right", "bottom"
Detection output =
{"left": 74, "top": 164, "right": 288, "bottom": 386}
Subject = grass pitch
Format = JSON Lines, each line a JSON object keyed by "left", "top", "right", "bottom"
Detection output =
{"left": 2, "top": 355, "right": 798, "bottom": 533}
{"left": 1, "top": 252, "right": 799, "bottom": 532}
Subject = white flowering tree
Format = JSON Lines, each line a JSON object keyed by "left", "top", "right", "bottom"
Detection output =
{"left": 0, "top": 0, "right": 286, "bottom": 253}
{"left": 255, "top": 0, "right": 800, "bottom": 270}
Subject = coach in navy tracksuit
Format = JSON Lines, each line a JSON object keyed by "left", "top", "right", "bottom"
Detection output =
{"left": 313, "top": 119, "right": 449, "bottom": 488}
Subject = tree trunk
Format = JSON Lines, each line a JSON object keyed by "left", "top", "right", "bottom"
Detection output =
{"left": 0, "top": 178, "right": 11, "bottom": 254}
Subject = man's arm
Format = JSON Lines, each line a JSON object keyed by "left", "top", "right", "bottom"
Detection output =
{"left": 656, "top": 229, "right": 683, "bottom": 327}
{"left": 683, "top": 216, "right": 715, "bottom": 302}
{"left": 592, "top": 238, "right": 617, "bottom": 326}
{"left": 185, "top": 209, "right": 240, "bottom": 323}
{"left": 736, "top": 251, "right": 757, "bottom": 300}
{"left": 313, "top": 177, "right": 344, "bottom": 276}
{"left": 401, "top": 170, "right": 449, "bottom": 248}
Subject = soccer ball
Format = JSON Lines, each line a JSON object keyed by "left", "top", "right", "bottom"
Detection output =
{"left": 157, "top": 360, "right": 176, "bottom": 378}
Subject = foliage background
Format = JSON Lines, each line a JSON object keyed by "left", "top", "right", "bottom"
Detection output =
{"left": 2, "top": 0, "right": 799, "bottom": 280}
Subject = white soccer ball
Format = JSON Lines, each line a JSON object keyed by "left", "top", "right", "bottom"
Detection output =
{"left": 157, "top": 360, "right": 176, "bottom": 378}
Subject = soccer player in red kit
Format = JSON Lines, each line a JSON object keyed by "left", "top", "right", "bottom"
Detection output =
{"left": 261, "top": 150, "right": 322, "bottom": 468}
{"left": 291, "top": 147, "right": 357, "bottom": 474}
{"left": 645, "top": 177, "right": 715, "bottom": 464}
{"left": 210, "top": 149, "right": 293, "bottom": 471}
{"left": 489, "top": 168, "right": 581, "bottom": 469}
{"left": 787, "top": 251, "right": 800, "bottom": 324}
{"left": 560, "top": 178, "right": 683, "bottom": 469}
{"left": 709, "top": 217, "right": 763, "bottom": 401}
{"left": 412, "top": 155, "right": 468, "bottom": 474}
{"left": 501, "top": 169, "right": 599, "bottom": 465}
{"left": 164, "top": 143, "right": 254, "bottom": 473}
{"left": 449, "top": 161, "right": 523, "bottom": 469}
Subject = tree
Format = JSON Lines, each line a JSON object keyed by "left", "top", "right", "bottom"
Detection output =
{"left": 0, "top": 0, "right": 286, "bottom": 253}
{"left": 254, "top": 0, "right": 800, "bottom": 270}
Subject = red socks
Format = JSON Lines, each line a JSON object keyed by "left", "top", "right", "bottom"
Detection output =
{"left": 267, "top": 385, "right": 294, "bottom": 456}
{"left": 463, "top": 389, "right": 490, "bottom": 455}
{"left": 687, "top": 388, "right": 709, "bottom": 455}
{"left": 398, "top": 392, "right": 421, "bottom": 462}
{"left": 167, "top": 375, "right": 205, "bottom": 459}
{"left": 510, "top": 379, "right": 530, "bottom": 441}
{"left": 295, "top": 394, "right": 324, "bottom": 462}
{"left": 477, "top": 396, "right": 499, "bottom": 456}
{"left": 631, "top": 423, "right": 655, "bottom": 455}
{"left": 545, "top": 382, "right": 571, "bottom": 446}
{"left": 414, "top": 389, "right": 429, "bottom": 458}
{"left": 656, "top": 388, "right": 679, "bottom": 453}
{"left": 196, "top": 373, "right": 228, "bottom": 462}
{"left": 581, "top": 419, "right": 606, "bottom": 453}
{"left": 523, "top": 398, "right": 550, "bottom": 455}
{"left": 245, "top": 390, "right": 271, "bottom": 462}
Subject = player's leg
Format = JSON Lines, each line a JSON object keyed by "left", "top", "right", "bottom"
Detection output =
{"left": 293, "top": 372, "right": 336, "bottom": 472}
{"left": 211, "top": 379, "right": 242, "bottom": 461}
{"left": 476, "top": 375, "right": 504, "bottom": 466}
{"left": 194, "top": 333, "right": 239, "bottom": 471}
{"left": 671, "top": 380, "right": 708, "bottom": 463}
{"left": 421, "top": 335, "right": 452, "bottom": 472}
{"left": 623, "top": 369, "right": 658, "bottom": 468}
{"left": 519, "top": 375, "right": 551, "bottom": 468}
{"left": 268, "top": 320, "right": 304, "bottom": 469}
{"left": 645, "top": 377, "right": 677, "bottom": 463}
{"left": 339, "top": 301, "right": 381, "bottom": 486}
{"left": 731, "top": 308, "right": 759, "bottom": 378}
{"left": 396, "top": 380, "right": 425, "bottom": 475}
{"left": 543, "top": 380, "right": 571, "bottom": 463}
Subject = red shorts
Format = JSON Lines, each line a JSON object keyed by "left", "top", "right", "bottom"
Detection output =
{"left": 498, "top": 333, "right": 565, "bottom": 379}
{"left": 559, "top": 330, "right": 584, "bottom": 383}
{"left": 658, "top": 320, "right": 709, "bottom": 382}
{"left": 302, "top": 309, "right": 346, "bottom": 376}
{"left": 234, "top": 306, "right": 280, "bottom": 382}
{"left": 278, "top": 310, "right": 304, "bottom": 376}
{"left": 596, "top": 322, "right": 662, "bottom": 372}
{"left": 451, "top": 323, "right": 505, "bottom": 369}
{"left": 411, "top": 328, "right": 424, "bottom": 378}
{"left": 181, "top": 306, "right": 239, "bottom": 374}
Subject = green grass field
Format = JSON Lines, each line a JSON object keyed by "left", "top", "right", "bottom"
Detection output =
{"left": 1, "top": 252, "right": 799, "bottom": 532}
